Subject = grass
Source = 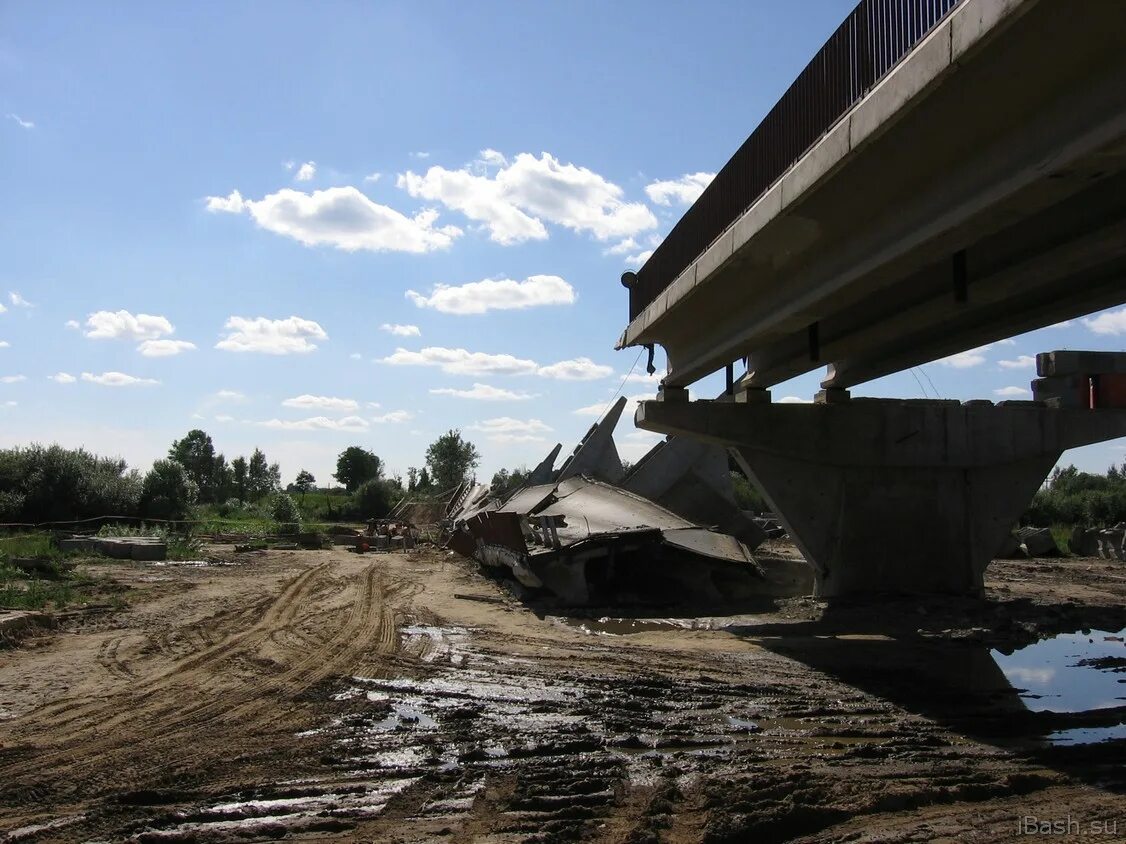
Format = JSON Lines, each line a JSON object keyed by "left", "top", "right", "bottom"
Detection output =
{"left": 0, "top": 532, "right": 102, "bottom": 611}
{"left": 1050, "top": 523, "right": 1072, "bottom": 555}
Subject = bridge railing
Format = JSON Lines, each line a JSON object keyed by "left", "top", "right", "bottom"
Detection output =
{"left": 628, "top": 0, "right": 963, "bottom": 322}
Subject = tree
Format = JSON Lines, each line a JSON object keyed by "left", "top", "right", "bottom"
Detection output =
{"left": 231, "top": 456, "right": 248, "bottom": 501}
{"left": 334, "top": 446, "right": 382, "bottom": 492}
{"left": 140, "top": 459, "right": 198, "bottom": 520}
{"left": 294, "top": 469, "right": 316, "bottom": 499}
{"left": 354, "top": 478, "right": 395, "bottom": 519}
{"left": 247, "top": 448, "right": 278, "bottom": 501}
{"left": 426, "top": 430, "right": 480, "bottom": 492}
{"left": 213, "top": 453, "right": 233, "bottom": 501}
{"left": 169, "top": 429, "right": 217, "bottom": 502}
{"left": 417, "top": 467, "right": 432, "bottom": 491}
{"left": 490, "top": 466, "right": 530, "bottom": 498}
{"left": 407, "top": 466, "right": 419, "bottom": 492}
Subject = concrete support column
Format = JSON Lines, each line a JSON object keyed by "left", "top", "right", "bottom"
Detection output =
{"left": 635, "top": 398, "right": 1126, "bottom": 597}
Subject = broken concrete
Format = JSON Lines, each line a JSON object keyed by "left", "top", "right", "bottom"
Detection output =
{"left": 1015, "top": 526, "right": 1059, "bottom": 558}
{"left": 448, "top": 475, "right": 762, "bottom": 606}
{"left": 555, "top": 396, "right": 627, "bottom": 484}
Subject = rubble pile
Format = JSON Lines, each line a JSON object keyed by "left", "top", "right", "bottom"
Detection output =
{"left": 445, "top": 396, "right": 769, "bottom": 606}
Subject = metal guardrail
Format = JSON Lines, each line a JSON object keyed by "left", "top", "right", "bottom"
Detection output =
{"left": 628, "top": 0, "right": 963, "bottom": 321}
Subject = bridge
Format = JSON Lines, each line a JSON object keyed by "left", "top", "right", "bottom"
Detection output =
{"left": 617, "top": 0, "right": 1126, "bottom": 597}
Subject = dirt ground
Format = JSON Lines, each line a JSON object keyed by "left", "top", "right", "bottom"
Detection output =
{"left": 1, "top": 546, "right": 1124, "bottom": 843}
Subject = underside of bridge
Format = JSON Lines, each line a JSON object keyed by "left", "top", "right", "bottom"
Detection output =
{"left": 619, "top": 0, "right": 1126, "bottom": 596}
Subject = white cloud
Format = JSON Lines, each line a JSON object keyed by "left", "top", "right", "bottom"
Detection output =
{"left": 937, "top": 345, "right": 992, "bottom": 368}
{"left": 371, "top": 410, "right": 413, "bottom": 423}
{"left": 366, "top": 401, "right": 382, "bottom": 409}
{"left": 85, "top": 310, "right": 174, "bottom": 341}
{"left": 999, "top": 355, "right": 1036, "bottom": 370}
{"left": 397, "top": 151, "right": 657, "bottom": 244}
{"left": 64, "top": 319, "right": 79, "bottom": 330}
{"left": 625, "top": 249, "right": 654, "bottom": 266}
{"left": 206, "top": 186, "right": 462, "bottom": 253}
{"left": 380, "top": 345, "right": 611, "bottom": 381}
{"left": 363, "top": 172, "right": 381, "bottom": 183}
{"left": 214, "top": 414, "right": 234, "bottom": 423}
{"left": 1084, "top": 308, "right": 1126, "bottom": 335}
{"left": 645, "top": 172, "right": 715, "bottom": 206}
{"left": 216, "top": 315, "right": 327, "bottom": 354}
{"left": 406, "top": 275, "right": 575, "bottom": 315}
{"left": 7, "top": 113, "right": 34, "bottom": 130}
{"left": 8, "top": 292, "right": 33, "bottom": 308}
{"left": 214, "top": 389, "right": 245, "bottom": 401}
{"left": 282, "top": 394, "right": 358, "bottom": 412}
{"left": 536, "top": 357, "right": 613, "bottom": 381}
{"left": 0, "top": 341, "right": 8, "bottom": 349}
{"left": 605, "top": 237, "right": 639, "bottom": 256}
{"left": 295, "top": 161, "right": 316, "bottom": 181}
{"left": 349, "top": 352, "right": 363, "bottom": 360}
{"left": 1, "top": 374, "right": 26, "bottom": 383}
{"left": 1046, "top": 320, "right": 1072, "bottom": 330}
{"left": 283, "top": 160, "right": 295, "bottom": 171}
{"left": 777, "top": 396, "right": 813, "bottom": 404}
{"left": 994, "top": 386, "right": 1031, "bottom": 398}
{"left": 410, "top": 151, "right": 431, "bottom": 159}
{"left": 0, "top": 302, "right": 6, "bottom": 314}
{"left": 380, "top": 346, "right": 538, "bottom": 376}
{"left": 380, "top": 323, "right": 421, "bottom": 337}
{"left": 623, "top": 371, "right": 664, "bottom": 386}
{"left": 430, "top": 383, "right": 536, "bottom": 401}
{"left": 138, "top": 339, "right": 196, "bottom": 357}
{"left": 80, "top": 371, "right": 160, "bottom": 387}
{"left": 259, "top": 415, "right": 369, "bottom": 432}
{"left": 573, "top": 393, "right": 655, "bottom": 418}
{"left": 4, "top": 400, "right": 16, "bottom": 407}
{"left": 48, "top": 372, "right": 76, "bottom": 384}
{"left": 470, "top": 417, "right": 552, "bottom": 442}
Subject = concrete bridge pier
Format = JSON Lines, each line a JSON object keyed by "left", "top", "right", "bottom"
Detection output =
{"left": 636, "top": 397, "right": 1126, "bottom": 598}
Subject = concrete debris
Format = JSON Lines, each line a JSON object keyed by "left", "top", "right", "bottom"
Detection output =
{"left": 58, "top": 535, "right": 167, "bottom": 561}
{"left": 1015, "top": 527, "right": 1060, "bottom": 558}
{"left": 446, "top": 399, "right": 767, "bottom": 605}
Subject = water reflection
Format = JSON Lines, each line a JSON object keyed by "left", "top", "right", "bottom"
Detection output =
{"left": 992, "top": 628, "right": 1126, "bottom": 744}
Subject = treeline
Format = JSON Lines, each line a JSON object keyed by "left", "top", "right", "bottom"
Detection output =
{"left": 1025, "top": 464, "right": 1126, "bottom": 527}
{"left": 0, "top": 428, "right": 482, "bottom": 529}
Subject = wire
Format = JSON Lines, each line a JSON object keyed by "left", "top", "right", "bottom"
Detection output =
{"left": 918, "top": 364, "right": 942, "bottom": 399}
{"left": 595, "top": 348, "right": 645, "bottom": 423}
{"left": 908, "top": 367, "right": 929, "bottom": 398}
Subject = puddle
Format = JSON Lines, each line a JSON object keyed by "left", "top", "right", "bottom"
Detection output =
{"left": 992, "top": 628, "right": 1126, "bottom": 744}
{"left": 549, "top": 614, "right": 769, "bottom": 636}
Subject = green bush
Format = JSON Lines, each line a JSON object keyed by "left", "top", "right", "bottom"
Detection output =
{"left": 270, "top": 493, "right": 302, "bottom": 534}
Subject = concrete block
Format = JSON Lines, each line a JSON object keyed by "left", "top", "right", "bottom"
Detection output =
{"left": 1098, "top": 529, "right": 1125, "bottom": 561}
{"left": 130, "top": 541, "right": 167, "bottom": 561}
{"left": 995, "top": 533, "right": 1023, "bottom": 559}
{"left": 1069, "top": 525, "right": 1100, "bottom": 557}
{"left": 97, "top": 538, "right": 134, "bottom": 559}
{"left": 1032, "top": 375, "right": 1088, "bottom": 408}
{"left": 951, "top": 0, "right": 1028, "bottom": 63}
{"left": 1016, "top": 526, "right": 1058, "bottom": 557}
{"left": 1037, "top": 350, "right": 1126, "bottom": 377}
{"left": 850, "top": 19, "right": 953, "bottom": 151}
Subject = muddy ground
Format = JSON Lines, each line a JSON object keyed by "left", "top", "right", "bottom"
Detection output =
{"left": 1, "top": 546, "right": 1124, "bottom": 843}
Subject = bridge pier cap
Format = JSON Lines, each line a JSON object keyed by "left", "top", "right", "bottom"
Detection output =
{"left": 635, "top": 397, "right": 1126, "bottom": 598}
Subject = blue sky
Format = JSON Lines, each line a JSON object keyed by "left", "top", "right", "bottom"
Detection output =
{"left": 2, "top": 0, "right": 1125, "bottom": 487}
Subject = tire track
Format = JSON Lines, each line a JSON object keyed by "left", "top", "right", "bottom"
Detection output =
{"left": 1, "top": 562, "right": 333, "bottom": 786}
